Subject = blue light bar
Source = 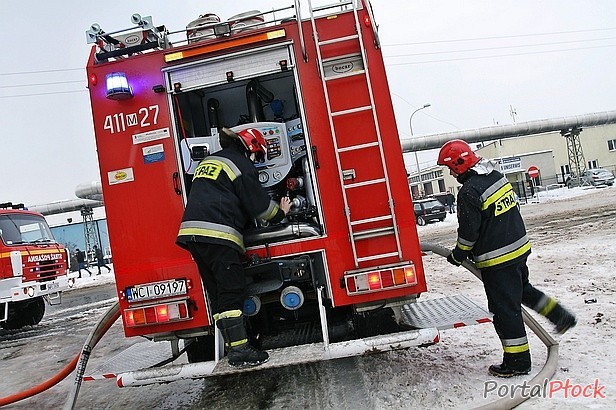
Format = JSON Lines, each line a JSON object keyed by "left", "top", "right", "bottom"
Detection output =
{"left": 106, "top": 72, "right": 133, "bottom": 100}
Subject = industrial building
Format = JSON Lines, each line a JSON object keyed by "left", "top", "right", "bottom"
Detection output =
{"left": 408, "top": 119, "right": 616, "bottom": 200}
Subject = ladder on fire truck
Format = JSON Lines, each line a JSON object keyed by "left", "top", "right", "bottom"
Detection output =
{"left": 307, "top": 0, "right": 402, "bottom": 267}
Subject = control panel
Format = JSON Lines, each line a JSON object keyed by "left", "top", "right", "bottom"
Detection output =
{"left": 231, "top": 122, "right": 292, "bottom": 188}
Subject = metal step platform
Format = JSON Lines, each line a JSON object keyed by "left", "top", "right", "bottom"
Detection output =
{"left": 400, "top": 294, "right": 492, "bottom": 330}
{"left": 116, "top": 327, "right": 439, "bottom": 387}
{"left": 84, "top": 326, "right": 439, "bottom": 387}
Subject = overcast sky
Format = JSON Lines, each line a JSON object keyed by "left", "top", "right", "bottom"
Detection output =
{"left": 1, "top": 1, "right": 614, "bottom": 206}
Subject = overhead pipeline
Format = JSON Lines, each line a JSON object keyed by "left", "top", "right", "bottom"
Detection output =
{"left": 401, "top": 109, "right": 616, "bottom": 152}
{"left": 27, "top": 181, "right": 104, "bottom": 215}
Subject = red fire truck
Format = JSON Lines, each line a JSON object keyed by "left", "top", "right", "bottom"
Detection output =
{"left": 0, "top": 203, "right": 73, "bottom": 329}
{"left": 85, "top": 1, "right": 489, "bottom": 385}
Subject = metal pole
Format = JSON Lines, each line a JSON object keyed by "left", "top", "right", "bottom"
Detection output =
{"left": 409, "top": 103, "right": 431, "bottom": 197}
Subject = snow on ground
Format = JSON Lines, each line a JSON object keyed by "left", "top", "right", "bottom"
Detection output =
{"left": 69, "top": 264, "right": 116, "bottom": 290}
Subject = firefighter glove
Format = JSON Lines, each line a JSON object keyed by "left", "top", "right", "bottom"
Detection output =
{"left": 447, "top": 251, "right": 463, "bottom": 267}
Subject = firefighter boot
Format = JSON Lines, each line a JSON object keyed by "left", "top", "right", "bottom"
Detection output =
{"left": 539, "top": 298, "right": 577, "bottom": 334}
{"left": 546, "top": 303, "right": 577, "bottom": 334}
{"left": 489, "top": 351, "right": 531, "bottom": 378}
{"left": 216, "top": 310, "right": 269, "bottom": 368}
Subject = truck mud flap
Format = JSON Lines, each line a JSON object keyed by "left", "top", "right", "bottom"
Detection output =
{"left": 111, "top": 327, "right": 439, "bottom": 387}
{"left": 399, "top": 294, "right": 492, "bottom": 330}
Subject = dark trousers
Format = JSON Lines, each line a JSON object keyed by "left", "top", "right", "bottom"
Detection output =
{"left": 187, "top": 242, "right": 246, "bottom": 315}
{"left": 78, "top": 262, "right": 91, "bottom": 276}
{"left": 97, "top": 261, "right": 111, "bottom": 274}
{"left": 482, "top": 259, "right": 546, "bottom": 345}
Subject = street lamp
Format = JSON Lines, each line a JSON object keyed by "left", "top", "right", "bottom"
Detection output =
{"left": 409, "top": 103, "right": 431, "bottom": 196}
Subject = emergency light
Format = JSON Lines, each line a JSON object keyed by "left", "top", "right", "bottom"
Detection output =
{"left": 106, "top": 72, "right": 133, "bottom": 100}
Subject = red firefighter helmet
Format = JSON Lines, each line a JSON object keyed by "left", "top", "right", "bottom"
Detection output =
{"left": 235, "top": 128, "right": 267, "bottom": 161}
{"left": 437, "top": 139, "right": 480, "bottom": 175}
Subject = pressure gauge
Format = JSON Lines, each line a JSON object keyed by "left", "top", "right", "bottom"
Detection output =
{"left": 258, "top": 171, "right": 269, "bottom": 184}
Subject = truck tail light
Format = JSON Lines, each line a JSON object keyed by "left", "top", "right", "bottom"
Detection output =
{"left": 393, "top": 268, "right": 406, "bottom": 285}
{"left": 124, "top": 299, "right": 190, "bottom": 327}
{"left": 380, "top": 270, "right": 394, "bottom": 287}
{"left": 368, "top": 272, "right": 381, "bottom": 290}
{"left": 344, "top": 264, "right": 418, "bottom": 295}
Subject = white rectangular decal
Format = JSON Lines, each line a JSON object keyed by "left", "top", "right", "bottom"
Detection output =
{"left": 108, "top": 167, "right": 135, "bottom": 185}
{"left": 497, "top": 157, "right": 522, "bottom": 174}
{"left": 142, "top": 143, "right": 165, "bottom": 164}
{"left": 132, "top": 127, "right": 170, "bottom": 145}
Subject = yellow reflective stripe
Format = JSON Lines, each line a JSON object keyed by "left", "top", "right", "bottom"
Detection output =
{"left": 494, "top": 189, "right": 517, "bottom": 216}
{"left": 456, "top": 242, "right": 473, "bottom": 251}
{"left": 539, "top": 298, "right": 557, "bottom": 316}
{"left": 482, "top": 184, "right": 512, "bottom": 211}
{"left": 1, "top": 249, "right": 61, "bottom": 258}
{"left": 218, "top": 309, "right": 243, "bottom": 319}
{"left": 475, "top": 241, "right": 531, "bottom": 268}
{"left": 178, "top": 227, "right": 244, "bottom": 250}
{"left": 264, "top": 203, "right": 280, "bottom": 220}
{"left": 193, "top": 159, "right": 239, "bottom": 182}
{"left": 503, "top": 343, "right": 530, "bottom": 354}
{"left": 229, "top": 338, "right": 248, "bottom": 347}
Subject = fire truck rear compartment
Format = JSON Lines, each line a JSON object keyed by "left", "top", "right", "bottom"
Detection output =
{"left": 172, "top": 65, "right": 323, "bottom": 247}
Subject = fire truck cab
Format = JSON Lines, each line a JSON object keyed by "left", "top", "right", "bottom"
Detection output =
{"left": 0, "top": 202, "right": 72, "bottom": 329}
{"left": 85, "top": 1, "right": 447, "bottom": 376}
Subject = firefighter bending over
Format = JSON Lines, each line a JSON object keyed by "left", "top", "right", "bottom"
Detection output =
{"left": 177, "top": 127, "right": 292, "bottom": 367}
{"left": 438, "top": 139, "right": 576, "bottom": 378}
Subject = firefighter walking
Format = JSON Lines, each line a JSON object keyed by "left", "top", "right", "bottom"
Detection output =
{"left": 438, "top": 139, "right": 576, "bottom": 377}
{"left": 177, "top": 127, "right": 291, "bottom": 367}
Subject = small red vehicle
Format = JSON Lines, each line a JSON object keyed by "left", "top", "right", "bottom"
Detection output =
{"left": 0, "top": 203, "right": 72, "bottom": 329}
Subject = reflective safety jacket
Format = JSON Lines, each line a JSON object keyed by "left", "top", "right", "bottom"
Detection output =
{"left": 451, "top": 167, "right": 531, "bottom": 270}
{"left": 176, "top": 144, "right": 284, "bottom": 253}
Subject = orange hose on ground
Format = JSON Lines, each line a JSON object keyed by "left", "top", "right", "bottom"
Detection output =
{"left": 0, "top": 353, "right": 80, "bottom": 406}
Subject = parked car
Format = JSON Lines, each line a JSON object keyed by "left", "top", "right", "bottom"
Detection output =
{"left": 567, "top": 168, "right": 615, "bottom": 187}
{"left": 581, "top": 168, "right": 614, "bottom": 186}
{"left": 413, "top": 198, "right": 447, "bottom": 226}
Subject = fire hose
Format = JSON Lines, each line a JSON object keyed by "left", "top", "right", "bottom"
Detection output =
{"left": 421, "top": 241, "right": 559, "bottom": 410}
{"left": 0, "top": 301, "right": 120, "bottom": 407}
{"left": 64, "top": 301, "right": 120, "bottom": 410}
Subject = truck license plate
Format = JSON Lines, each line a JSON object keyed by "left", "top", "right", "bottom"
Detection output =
{"left": 126, "top": 279, "right": 187, "bottom": 303}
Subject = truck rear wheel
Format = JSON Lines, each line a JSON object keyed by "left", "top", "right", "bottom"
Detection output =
{"left": 0, "top": 298, "right": 46, "bottom": 330}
